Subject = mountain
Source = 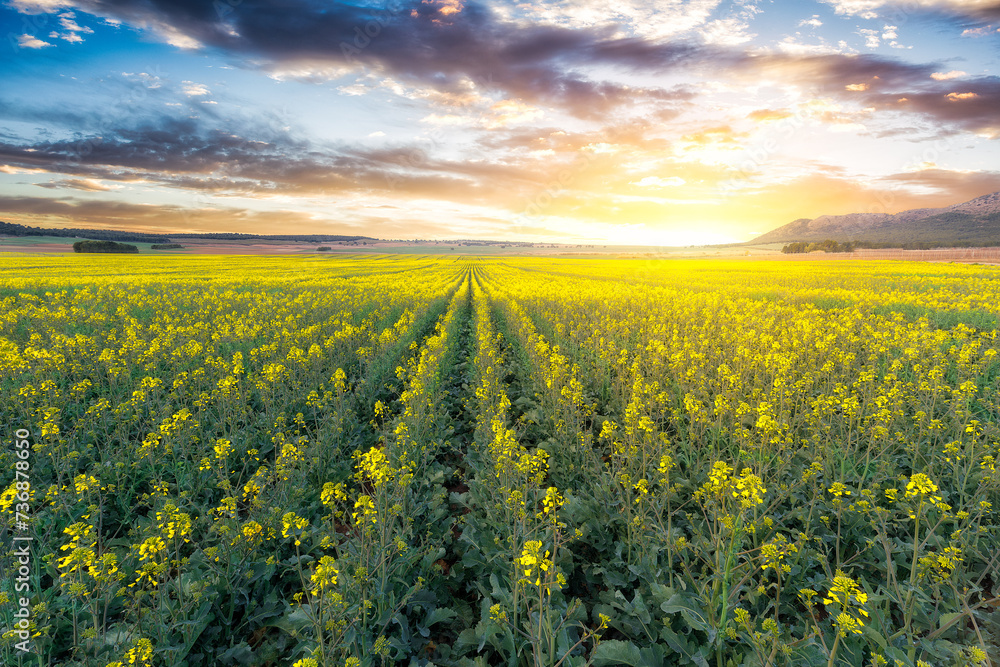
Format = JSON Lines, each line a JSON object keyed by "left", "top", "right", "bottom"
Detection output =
{"left": 752, "top": 191, "right": 1000, "bottom": 246}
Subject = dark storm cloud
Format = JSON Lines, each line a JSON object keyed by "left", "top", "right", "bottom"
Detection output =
{"left": 0, "top": 115, "right": 540, "bottom": 203}
{"left": 31, "top": 0, "right": 706, "bottom": 117}
{"left": 863, "top": 76, "right": 1000, "bottom": 134}
{"left": 0, "top": 117, "right": 305, "bottom": 178}
{"left": 743, "top": 52, "right": 1000, "bottom": 135}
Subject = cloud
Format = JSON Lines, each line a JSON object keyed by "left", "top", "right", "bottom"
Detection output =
{"left": 58, "top": 12, "right": 92, "bottom": 32}
{"left": 737, "top": 51, "right": 1000, "bottom": 136}
{"left": 818, "top": 0, "right": 1000, "bottom": 21}
{"left": 8, "top": 0, "right": 74, "bottom": 12}
{"left": 0, "top": 194, "right": 374, "bottom": 236}
{"left": 3, "top": 0, "right": 995, "bottom": 129}
{"left": 0, "top": 0, "right": 714, "bottom": 119}
{"left": 961, "top": 25, "right": 1000, "bottom": 36}
{"left": 681, "top": 125, "right": 744, "bottom": 146}
{"left": 0, "top": 111, "right": 549, "bottom": 209}
{"left": 182, "top": 81, "right": 211, "bottom": 97}
{"left": 858, "top": 28, "right": 881, "bottom": 49}
{"left": 747, "top": 108, "right": 793, "bottom": 123}
{"left": 122, "top": 71, "right": 164, "bottom": 89}
{"left": 700, "top": 17, "right": 755, "bottom": 46}
{"left": 483, "top": 98, "right": 544, "bottom": 128}
{"left": 4, "top": 0, "right": 999, "bottom": 244}
{"left": 35, "top": 178, "right": 112, "bottom": 191}
{"left": 878, "top": 167, "right": 1000, "bottom": 199}
{"left": 931, "top": 70, "right": 967, "bottom": 80}
{"left": 776, "top": 35, "right": 854, "bottom": 56}
{"left": 861, "top": 76, "right": 1000, "bottom": 135}
{"left": 16, "top": 33, "right": 53, "bottom": 48}
{"left": 631, "top": 176, "right": 686, "bottom": 188}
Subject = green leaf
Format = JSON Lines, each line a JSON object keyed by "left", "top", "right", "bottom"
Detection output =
{"left": 425, "top": 607, "right": 458, "bottom": 628}
{"left": 219, "top": 642, "right": 254, "bottom": 666}
{"left": 592, "top": 640, "right": 666, "bottom": 667}
{"left": 591, "top": 640, "right": 644, "bottom": 667}
{"left": 660, "top": 625, "right": 710, "bottom": 667}
{"left": 938, "top": 611, "right": 964, "bottom": 632}
{"left": 863, "top": 624, "right": 888, "bottom": 652}
{"left": 660, "top": 593, "right": 711, "bottom": 634}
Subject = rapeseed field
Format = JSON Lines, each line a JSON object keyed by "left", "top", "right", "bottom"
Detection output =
{"left": 0, "top": 254, "right": 997, "bottom": 667}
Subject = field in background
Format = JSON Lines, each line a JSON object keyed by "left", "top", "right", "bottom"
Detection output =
{"left": 4, "top": 236, "right": 1000, "bottom": 265}
{"left": 1, "top": 255, "right": 998, "bottom": 667}
{"left": 1, "top": 236, "right": 778, "bottom": 257}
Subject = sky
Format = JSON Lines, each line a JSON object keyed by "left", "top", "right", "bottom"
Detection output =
{"left": 1, "top": 0, "right": 999, "bottom": 245}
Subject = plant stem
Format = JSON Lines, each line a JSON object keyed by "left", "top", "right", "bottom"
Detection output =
{"left": 826, "top": 633, "right": 841, "bottom": 667}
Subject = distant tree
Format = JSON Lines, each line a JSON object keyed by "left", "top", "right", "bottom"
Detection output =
{"left": 73, "top": 240, "right": 138, "bottom": 253}
{"left": 316, "top": 246, "right": 331, "bottom": 251}
{"left": 1, "top": 220, "right": 167, "bottom": 243}
{"left": 782, "top": 240, "right": 854, "bottom": 254}
{"left": 151, "top": 243, "right": 183, "bottom": 249}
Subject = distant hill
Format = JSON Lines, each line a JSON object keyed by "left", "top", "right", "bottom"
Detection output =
{"left": 752, "top": 192, "right": 1000, "bottom": 246}
{"left": 0, "top": 220, "right": 374, "bottom": 244}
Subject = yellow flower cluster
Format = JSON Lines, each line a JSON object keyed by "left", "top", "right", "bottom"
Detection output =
{"left": 311, "top": 555, "right": 339, "bottom": 592}
{"left": 518, "top": 540, "right": 556, "bottom": 588}
{"left": 760, "top": 533, "right": 798, "bottom": 575}
{"left": 822, "top": 572, "right": 869, "bottom": 637}
{"left": 354, "top": 446, "right": 396, "bottom": 489}
{"left": 918, "top": 546, "right": 963, "bottom": 582}
{"left": 281, "top": 511, "right": 309, "bottom": 546}
{"left": 105, "top": 638, "right": 154, "bottom": 667}
{"left": 698, "top": 461, "right": 767, "bottom": 510}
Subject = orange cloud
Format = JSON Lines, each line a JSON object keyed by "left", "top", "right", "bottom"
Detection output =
{"left": 931, "top": 70, "right": 967, "bottom": 80}
{"left": 425, "top": 0, "right": 464, "bottom": 16}
{"left": 682, "top": 126, "right": 741, "bottom": 146}
{"left": 747, "top": 109, "right": 793, "bottom": 123}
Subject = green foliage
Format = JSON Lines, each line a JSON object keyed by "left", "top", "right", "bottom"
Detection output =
{"left": 72, "top": 239, "right": 139, "bottom": 253}
{"left": 782, "top": 239, "right": 855, "bottom": 254}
